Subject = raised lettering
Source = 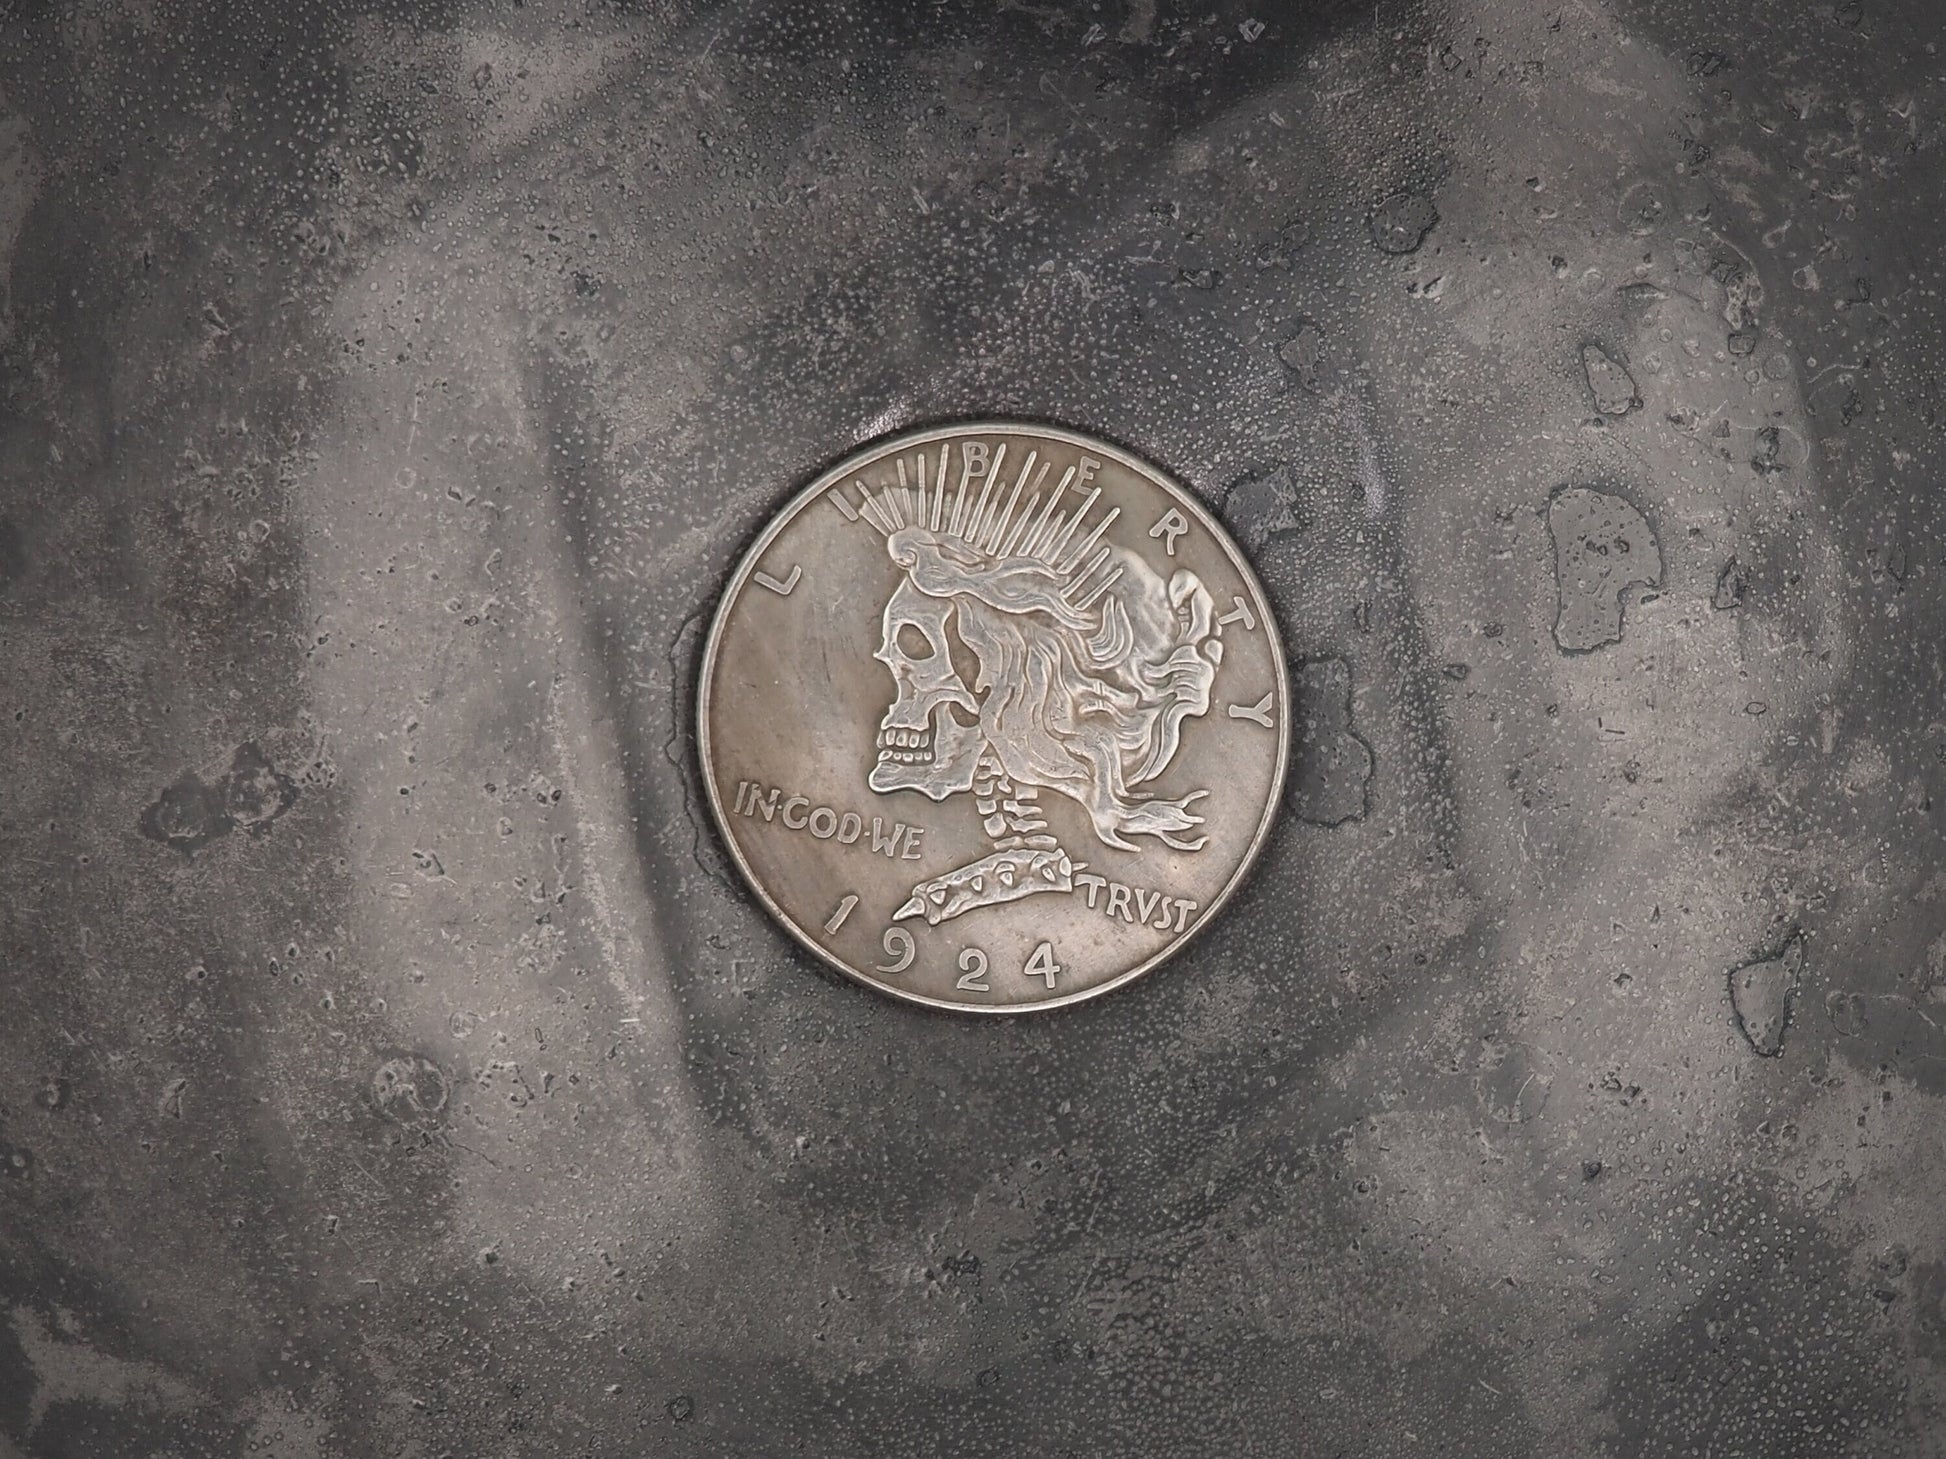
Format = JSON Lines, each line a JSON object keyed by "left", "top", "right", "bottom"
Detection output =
{"left": 1075, "top": 872, "right": 1107, "bottom": 908}
{"left": 900, "top": 825, "right": 925, "bottom": 860}
{"left": 955, "top": 947, "right": 991, "bottom": 991}
{"left": 754, "top": 564, "right": 801, "bottom": 596}
{"left": 824, "top": 895, "right": 859, "bottom": 934}
{"left": 1133, "top": 888, "right": 1163, "bottom": 925}
{"left": 950, "top": 442, "right": 989, "bottom": 536}
{"left": 1075, "top": 455, "right": 1101, "bottom": 490}
{"left": 1228, "top": 693, "right": 1275, "bottom": 728}
{"left": 1172, "top": 898, "right": 1200, "bottom": 933}
{"left": 1024, "top": 941, "right": 1061, "bottom": 988}
{"left": 1149, "top": 507, "right": 1190, "bottom": 556}
{"left": 1104, "top": 882, "right": 1135, "bottom": 923}
{"left": 877, "top": 927, "right": 916, "bottom": 973}
{"left": 735, "top": 788, "right": 891, "bottom": 853}
{"left": 1217, "top": 595, "right": 1258, "bottom": 632}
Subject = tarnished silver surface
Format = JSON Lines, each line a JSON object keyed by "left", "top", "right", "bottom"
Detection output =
{"left": 700, "top": 422, "right": 1287, "bottom": 1011}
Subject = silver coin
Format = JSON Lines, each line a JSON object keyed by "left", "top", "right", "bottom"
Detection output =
{"left": 698, "top": 422, "right": 1289, "bottom": 1012}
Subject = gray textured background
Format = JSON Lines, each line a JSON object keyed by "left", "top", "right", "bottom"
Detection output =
{"left": 4, "top": 0, "right": 1946, "bottom": 1454}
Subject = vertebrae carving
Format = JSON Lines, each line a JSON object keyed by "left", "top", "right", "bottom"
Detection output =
{"left": 839, "top": 444, "right": 1226, "bottom": 925}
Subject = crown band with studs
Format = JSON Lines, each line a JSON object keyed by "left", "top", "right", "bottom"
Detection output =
{"left": 826, "top": 443, "right": 1126, "bottom": 611}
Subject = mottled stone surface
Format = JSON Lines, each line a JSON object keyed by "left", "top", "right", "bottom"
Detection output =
{"left": 3, "top": 1, "right": 1946, "bottom": 1456}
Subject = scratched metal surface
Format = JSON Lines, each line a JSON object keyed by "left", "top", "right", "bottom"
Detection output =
{"left": 3, "top": 1, "right": 1945, "bottom": 1455}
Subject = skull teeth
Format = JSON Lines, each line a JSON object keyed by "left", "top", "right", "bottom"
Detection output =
{"left": 875, "top": 720, "right": 939, "bottom": 767}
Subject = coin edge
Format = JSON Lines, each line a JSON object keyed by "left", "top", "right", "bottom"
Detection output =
{"left": 696, "top": 419, "right": 1292, "bottom": 1015}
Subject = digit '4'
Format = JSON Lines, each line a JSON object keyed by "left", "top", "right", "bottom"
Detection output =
{"left": 1024, "top": 942, "right": 1060, "bottom": 989}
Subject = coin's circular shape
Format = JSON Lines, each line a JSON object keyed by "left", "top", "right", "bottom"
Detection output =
{"left": 698, "top": 422, "right": 1289, "bottom": 1013}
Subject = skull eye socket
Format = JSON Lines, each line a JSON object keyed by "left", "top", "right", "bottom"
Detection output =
{"left": 896, "top": 623, "right": 934, "bottom": 659}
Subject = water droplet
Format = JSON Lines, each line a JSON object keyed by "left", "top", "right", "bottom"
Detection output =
{"left": 1273, "top": 320, "right": 1326, "bottom": 392}
{"left": 1750, "top": 425, "right": 1785, "bottom": 475}
{"left": 1255, "top": 216, "right": 1311, "bottom": 268}
{"left": 1619, "top": 180, "right": 1669, "bottom": 235}
{"left": 1581, "top": 343, "right": 1641, "bottom": 416}
{"left": 1712, "top": 557, "right": 1749, "bottom": 610}
{"left": 372, "top": 1054, "right": 450, "bottom": 1124}
{"left": 1547, "top": 488, "right": 1662, "bottom": 652}
{"left": 1367, "top": 189, "right": 1438, "bottom": 255}
{"left": 1287, "top": 658, "right": 1373, "bottom": 826}
{"left": 224, "top": 743, "right": 298, "bottom": 829}
{"left": 1221, "top": 464, "right": 1304, "bottom": 550}
{"left": 1825, "top": 989, "right": 1867, "bottom": 1036}
{"left": 1729, "top": 934, "right": 1804, "bottom": 1057}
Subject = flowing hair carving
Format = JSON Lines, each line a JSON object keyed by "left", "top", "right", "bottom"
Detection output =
{"left": 888, "top": 526, "right": 1220, "bottom": 851}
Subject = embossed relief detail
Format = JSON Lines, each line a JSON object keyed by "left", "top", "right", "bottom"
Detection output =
{"left": 836, "top": 441, "right": 1225, "bottom": 923}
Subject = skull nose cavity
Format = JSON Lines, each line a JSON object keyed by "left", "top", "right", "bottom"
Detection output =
{"left": 875, "top": 721, "right": 936, "bottom": 765}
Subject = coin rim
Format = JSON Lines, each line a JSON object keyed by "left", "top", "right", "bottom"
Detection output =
{"left": 697, "top": 420, "right": 1291, "bottom": 1014}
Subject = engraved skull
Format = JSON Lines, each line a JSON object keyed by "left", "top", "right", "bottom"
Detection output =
{"left": 868, "top": 577, "right": 985, "bottom": 798}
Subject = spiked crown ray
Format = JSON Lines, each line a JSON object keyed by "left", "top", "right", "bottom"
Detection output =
{"left": 825, "top": 442, "right": 1127, "bottom": 613}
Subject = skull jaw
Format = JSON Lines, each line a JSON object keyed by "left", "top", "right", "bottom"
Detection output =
{"left": 869, "top": 701, "right": 984, "bottom": 799}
